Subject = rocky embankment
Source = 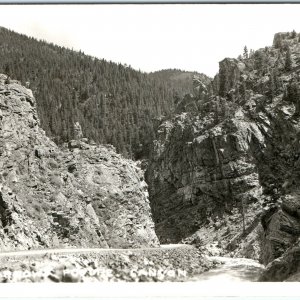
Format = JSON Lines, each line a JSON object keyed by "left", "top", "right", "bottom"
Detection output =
{"left": 0, "top": 246, "right": 214, "bottom": 282}
{"left": 0, "top": 74, "right": 159, "bottom": 250}
{"left": 146, "top": 32, "right": 300, "bottom": 280}
{"left": 259, "top": 238, "right": 300, "bottom": 281}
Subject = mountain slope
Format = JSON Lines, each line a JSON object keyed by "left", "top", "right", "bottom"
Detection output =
{"left": 0, "top": 27, "right": 179, "bottom": 159}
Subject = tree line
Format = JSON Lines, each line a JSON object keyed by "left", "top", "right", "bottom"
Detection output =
{"left": 0, "top": 27, "right": 196, "bottom": 159}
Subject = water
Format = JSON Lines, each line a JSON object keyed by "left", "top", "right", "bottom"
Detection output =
{"left": 191, "top": 256, "right": 265, "bottom": 282}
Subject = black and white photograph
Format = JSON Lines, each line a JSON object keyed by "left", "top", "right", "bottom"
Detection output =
{"left": 0, "top": 3, "right": 299, "bottom": 291}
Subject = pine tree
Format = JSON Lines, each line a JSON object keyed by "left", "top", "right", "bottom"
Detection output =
{"left": 285, "top": 47, "right": 292, "bottom": 72}
{"left": 274, "top": 36, "right": 283, "bottom": 49}
{"left": 286, "top": 81, "right": 300, "bottom": 104}
{"left": 253, "top": 51, "right": 267, "bottom": 75}
{"left": 0, "top": 27, "right": 206, "bottom": 159}
{"left": 240, "top": 82, "right": 246, "bottom": 101}
{"left": 4, "top": 64, "right": 10, "bottom": 76}
{"left": 249, "top": 49, "right": 255, "bottom": 58}
{"left": 241, "top": 198, "right": 246, "bottom": 234}
{"left": 291, "top": 30, "right": 297, "bottom": 39}
{"left": 173, "top": 92, "right": 181, "bottom": 105}
{"left": 269, "top": 70, "right": 277, "bottom": 100}
{"left": 243, "top": 46, "right": 248, "bottom": 59}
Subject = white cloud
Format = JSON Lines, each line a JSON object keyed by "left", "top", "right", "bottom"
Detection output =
{"left": 1, "top": 4, "right": 300, "bottom": 77}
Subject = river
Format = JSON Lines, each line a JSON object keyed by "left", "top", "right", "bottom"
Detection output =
{"left": 191, "top": 256, "right": 265, "bottom": 282}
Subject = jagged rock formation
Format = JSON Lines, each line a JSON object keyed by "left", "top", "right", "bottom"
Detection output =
{"left": 0, "top": 74, "right": 159, "bottom": 250}
{"left": 146, "top": 105, "right": 264, "bottom": 256}
{"left": 259, "top": 238, "right": 300, "bottom": 281}
{"left": 146, "top": 31, "right": 300, "bottom": 278}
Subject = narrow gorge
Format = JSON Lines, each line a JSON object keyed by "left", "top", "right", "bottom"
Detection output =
{"left": 0, "top": 29, "right": 299, "bottom": 283}
{"left": 146, "top": 32, "right": 300, "bottom": 281}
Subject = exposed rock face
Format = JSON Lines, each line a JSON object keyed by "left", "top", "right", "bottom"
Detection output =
{"left": 146, "top": 105, "right": 265, "bottom": 250}
{"left": 219, "top": 58, "right": 243, "bottom": 97}
{"left": 0, "top": 74, "right": 159, "bottom": 250}
{"left": 146, "top": 32, "right": 300, "bottom": 275}
{"left": 259, "top": 239, "right": 300, "bottom": 281}
{"left": 260, "top": 193, "right": 300, "bottom": 265}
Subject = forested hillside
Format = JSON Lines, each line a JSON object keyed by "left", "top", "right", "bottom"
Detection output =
{"left": 0, "top": 27, "right": 195, "bottom": 158}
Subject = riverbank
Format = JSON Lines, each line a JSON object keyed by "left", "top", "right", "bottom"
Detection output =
{"left": 191, "top": 256, "right": 264, "bottom": 282}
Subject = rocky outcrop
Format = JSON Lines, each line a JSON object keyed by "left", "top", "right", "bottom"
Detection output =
{"left": 219, "top": 58, "right": 245, "bottom": 98}
{"left": 0, "top": 74, "right": 159, "bottom": 250}
{"left": 146, "top": 104, "right": 265, "bottom": 250}
{"left": 260, "top": 193, "right": 300, "bottom": 265}
{"left": 259, "top": 239, "right": 300, "bottom": 281}
{"left": 146, "top": 32, "right": 300, "bottom": 274}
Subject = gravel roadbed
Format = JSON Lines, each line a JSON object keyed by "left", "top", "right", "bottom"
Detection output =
{"left": 0, "top": 246, "right": 216, "bottom": 282}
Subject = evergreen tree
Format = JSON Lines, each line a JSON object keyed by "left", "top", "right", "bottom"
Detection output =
{"left": 253, "top": 51, "right": 268, "bottom": 76}
{"left": 241, "top": 198, "right": 246, "bottom": 234}
{"left": 0, "top": 27, "right": 212, "bottom": 159}
{"left": 274, "top": 36, "right": 283, "bottom": 49}
{"left": 243, "top": 46, "right": 248, "bottom": 59}
{"left": 249, "top": 49, "right": 255, "bottom": 58}
{"left": 0, "top": 27, "right": 193, "bottom": 159}
{"left": 240, "top": 82, "right": 246, "bottom": 101}
{"left": 173, "top": 92, "right": 181, "bottom": 105}
{"left": 4, "top": 64, "right": 10, "bottom": 76}
{"left": 285, "top": 81, "right": 300, "bottom": 105}
{"left": 269, "top": 70, "right": 278, "bottom": 100}
{"left": 285, "top": 47, "right": 292, "bottom": 72}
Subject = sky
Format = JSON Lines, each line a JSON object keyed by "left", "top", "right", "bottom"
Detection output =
{"left": 0, "top": 4, "right": 300, "bottom": 77}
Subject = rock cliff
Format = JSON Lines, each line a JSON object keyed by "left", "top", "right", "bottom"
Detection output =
{"left": 146, "top": 31, "right": 300, "bottom": 277}
{"left": 0, "top": 74, "right": 159, "bottom": 250}
{"left": 259, "top": 238, "right": 300, "bottom": 281}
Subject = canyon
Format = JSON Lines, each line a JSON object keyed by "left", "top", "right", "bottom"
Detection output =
{"left": 0, "top": 31, "right": 300, "bottom": 282}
